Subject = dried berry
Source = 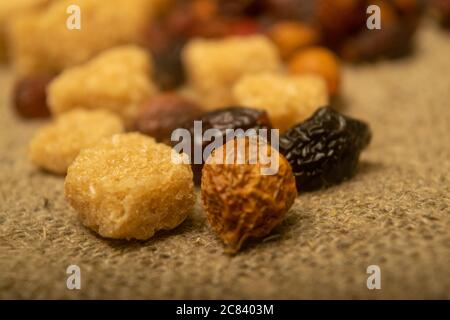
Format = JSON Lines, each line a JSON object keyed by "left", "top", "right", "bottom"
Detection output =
{"left": 29, "top": 109, "right": 124, "bottom": 174}
{"left": 201, "top": 136, "right": 297, "bottom": 253}
{"left": 217, "top": 0, "right": 262, "bottom": 17}
{"left": 65, "top": 133, "right": 195, "bottom": 240}
{"left": 13, "top": 74, "right": 53, "bottom": 119}
{"left": 392, "top": 0, "right": 425, "bottom": 29}
{"left": 430, "top": 0, "right": 450, "bottom": 28}
{"left": 225, "top": 18, "right": 260, "bottom": 36}
{"left": 315, "top": 0, "right": 366, "bottom": 48}
{"left": 135, "top": 93, "right": 203, "bottom": 143}
{"left": 336, "top": 0, "right": 423, "bottom": 61}
{"left": 340, "top": 22, "right": 414, "bottom": 62}
{"left": 175, "top": 107, "right": 272, "bottom": 185}
{"left": 233, "top": 73, "right": 329, "bottom": 132}
{"left": 191, "top": 0, "right": 218, "bottom": 20}
{"left": 279, "top": 107, "right": 371, "bottom": 191}
{"left": 261, "top": 0, "right": 316, "bottom": 21}
{"left": 152, "top": 39, "right": 187, "bottom": 90}
{"left": 288, "top": 46, "right": 341, "bottom": 95}
{"left": 268, "top": 21, "right": 319, "bottom": 60}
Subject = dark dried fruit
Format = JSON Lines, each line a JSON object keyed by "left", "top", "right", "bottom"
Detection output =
{"left": 340, "top": 22, "right": 414, "bottom": 61}
{"left": 225, "top": 18, "right": 260, "bottom": 36}
{"left": 392, "top": 0, "right": 425, "bottom": 28}
{"left": 279, "top": 107, "right": 371, "bottom": 191}
{"left": 13, "top": 75, "right": 53, "bottom": 119}
{"left": 217, "top": 0, "right": 262, "bottom": 17}
{"left": 430, "top": 0, "right": 450, "bottom": 28}
{"left": 152, "top": 39, "right": 187, "bottom": 90}
{"left": 261, "top": 0, "right": 316, "bottom": 21}
{"left": 315, "top": 0, "right": 367, "bottom": 48}
{"left": 135, "top": 93, "right": 204, "bottom": 144}
{"left": 176, "top": 107, "right": 273, "bottom": 185}
{"left": 201, "top": 136, "right": 297, "bottom": 253}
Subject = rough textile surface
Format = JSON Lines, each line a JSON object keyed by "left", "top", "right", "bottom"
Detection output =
{"left": 0, "top": 23, "right": 449, "bottom": 299}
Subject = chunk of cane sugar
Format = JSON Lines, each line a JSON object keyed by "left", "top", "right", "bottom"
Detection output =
{"left": 47, "top": 45, "right": 157, "bottom": 127}
{"left": 64, "top": 133, "right": 195, "bottom": 240}
{"left": 183, "top": 35, "right": 282, "bottom": 109}
{"left": 233, "top": 72, "right": 329, "bottom": 132}
{"left": 29, "top": 109, "right": 124, "bottom": 174}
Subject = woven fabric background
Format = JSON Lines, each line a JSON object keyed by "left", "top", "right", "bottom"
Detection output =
{"left": 0, "top": 23, "right": 449, "bottom": 299}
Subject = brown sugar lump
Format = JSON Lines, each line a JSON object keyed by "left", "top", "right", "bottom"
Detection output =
{"left": 201, "top": 136, "right": 297, "bottom": 252}
{"left": 48, "top": 45, "right": 157, "bottom": 127}
{"left": 29, "top": 109, "right": 124, "bottom": 174}
{"left": 0, "top": 0, "right": 50, "bottom": 61}
{"left": 7, "top": 0, "right": 157, "bottom": 76}
{"left": 65, "top": 133, "right": 195, "bottom": 240}
{"left": 232, "top": 73, "right": 329, "bottom": 132}
{"left": 182, "top": 35, "right": 282, "bottom": 109}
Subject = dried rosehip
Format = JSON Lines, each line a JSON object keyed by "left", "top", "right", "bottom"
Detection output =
{"left": 279, "top": 107, "right": 371, "bottom": 191}
{"left": 340, "top": 22, "right": 414, "bottom": 62}
{"left": 288, "top": 46, "right": 341, "bottom": 95}
{"left": 268, "top": 21, "right": 320, "bottom": 60}
{"left": 188, "top": 18, "right": 230, "bottom": 38}
{"left": 217, "top": 0, "right": 262, "bottom": 17}
{"left": 393, "top": 0, "right": 425, "bottom": 28}
{"left": 175, "top": 107, "right": 273, "bottom": 185}
{"left": 430, "top": 0, "right": 450, "bottom": 28}
{"left": 315, "top": 0, "right": 367, "bottom": 48}
{"left": 191, "top": 0, "right": 218, "bottom": 21}
{"left": 135, "top": 93, "right": 204, "bottom": 144}
{"left": 13, "top": 74, "right": 53, "bottom": 119}
{"left": 261, "top": 0, "right": 316, "bottom": 21}
{"left": 201, "top": 136, "right": 297, "bottom": 253}
{"left": 226, "top": 18, "right": 260, "bottom": 36}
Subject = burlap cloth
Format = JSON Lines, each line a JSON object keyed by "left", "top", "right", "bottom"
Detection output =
{"left": 1, "top": 23, "right": 449, "bottom": 300}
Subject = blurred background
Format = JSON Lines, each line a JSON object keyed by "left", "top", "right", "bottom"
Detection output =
{"left": 0, "top": 0, "right": 449, "bottom": 299}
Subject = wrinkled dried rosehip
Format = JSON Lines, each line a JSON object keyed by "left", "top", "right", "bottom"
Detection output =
{"left": 279, "top": 107, "right": 371, "bottom": 191}
{"left": 135, "top": 93, "right": 204, "bottom": 144}
{"left": 201, "top": 136, "right": 297, "bottom": 253}
{"left": 13, "top": 75, "right": 53, "bottom": 119}
{"left": 176, "top": 107, "right": 273, "bottom": 185}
